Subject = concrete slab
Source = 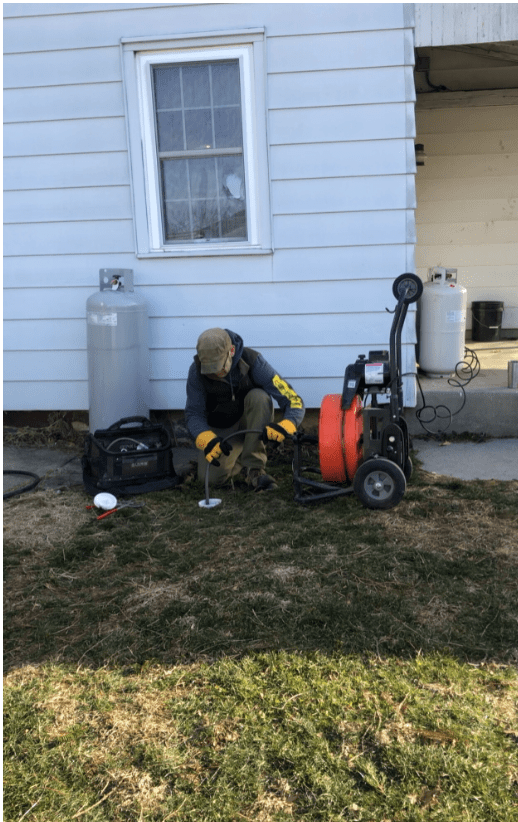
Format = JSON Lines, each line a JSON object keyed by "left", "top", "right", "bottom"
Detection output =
{"left": 404, "top": 340, "right": 518, "bottom": 438}
{"left": 412, "top": 437, "right": 518, "bottom": 481}
{"left": 3, "top": 443, "right": 198, "bottom": 499}
{"left": 3, "top": 446, "right": 83, "bottom": 496}
{"left": 4, "top": 435, "right": 517, "bottom": 503}
{"left": 404, "top": 388, "right": 518, "bottom": 438}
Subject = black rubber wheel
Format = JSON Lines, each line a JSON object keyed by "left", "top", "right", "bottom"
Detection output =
{"left": 392, "top": 273, "right": 423, "bottom": 304}
{"left": 353, "top": 458, "right": 407, "bottom": 510}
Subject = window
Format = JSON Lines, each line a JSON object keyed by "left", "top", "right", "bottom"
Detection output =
{"left": 122, "top": 32, "right": 271, "bottom": 257}
{"left": 153, "top": 59, "right": 246, "bottom": 243}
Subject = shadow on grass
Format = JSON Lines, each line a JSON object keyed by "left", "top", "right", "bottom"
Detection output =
{"left": 4, "top": 444, "right": 518, "bottom": 672}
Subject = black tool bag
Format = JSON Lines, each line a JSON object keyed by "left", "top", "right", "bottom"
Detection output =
{"left": 82, "top": 416, "right": 182, "bottom": 496}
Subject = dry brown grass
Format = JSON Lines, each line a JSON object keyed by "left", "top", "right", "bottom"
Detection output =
{"left": 4, "top": 412, "right": 86, "bottom": 449}
{"left": 3, "top": 489, "right": 91, "bottom": 551}
{"left": 4, "top": 439, "right": 518, "bottom": 674}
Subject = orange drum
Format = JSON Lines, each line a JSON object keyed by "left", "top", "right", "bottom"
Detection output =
{"left": 344, "top": 394, "right": 364, "bottom": 480}
{"left": 319, "top": 394, "right": 347, "bottom": 482}
{"left": 319, "top": 393, "right": 363, "bottom": 483}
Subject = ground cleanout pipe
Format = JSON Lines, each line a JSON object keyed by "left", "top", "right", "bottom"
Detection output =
{"left": 200, "top": 428, "right": 271, "bottom": 509}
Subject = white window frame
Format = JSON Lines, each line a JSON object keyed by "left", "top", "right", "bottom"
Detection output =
{"left": 121, "top": 30, "right": 271, "bottom": 258}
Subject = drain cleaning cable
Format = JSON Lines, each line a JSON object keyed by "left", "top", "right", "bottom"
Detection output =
{"left": 202, "top": 428, "right": 270, "bottom": 506}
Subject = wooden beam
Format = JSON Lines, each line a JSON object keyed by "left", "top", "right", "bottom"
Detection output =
{"left": 416, "top": 89, "right": 518, "bottom": 109}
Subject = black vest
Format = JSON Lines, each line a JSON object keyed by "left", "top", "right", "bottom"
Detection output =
{"left": 195, "top": 347, "right": 260, "bottom": 429}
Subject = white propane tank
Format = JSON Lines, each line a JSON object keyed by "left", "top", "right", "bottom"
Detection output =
{"left": 418, "top": 268, "right": 467, "bottom": 378}
{"left": 87, "top": 269, "right": 150, "bottom": 433}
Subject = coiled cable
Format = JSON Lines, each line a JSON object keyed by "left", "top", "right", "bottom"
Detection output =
{"left": 413, "top": 346, "right": 480, "bottom": 436}
{"left": 105, "top": 437, "right": 150, "bottom": 452}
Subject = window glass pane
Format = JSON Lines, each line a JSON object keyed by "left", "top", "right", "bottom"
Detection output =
{"left": 153, "top": 66, "right": 181, "bottom": 109}
{"left": 188, "top": 157, "right": 217, "bottom": 199}
{"left": 220, "top": 205, "right": 246, "bottom": 239}
{"left": 184, "top": 109, "right": 213, "bottom": 150}
{"left": 211, "top": 61, "right": 241, "bottom": 106}
{"left": 156, "top": 111, "right": 184, "bottom": 152}
{"left": 192, "top": 199, "right": 220, "bottom": 240}
{"left": 161, "top": 159, "right": 189, "bottom": 201}
{"left": 214, "top": 107, "right": 242, "bottom": 149}
{"left": 218, "top": 155, "right": 247, "bottom": 240}
{"left": 182, "top": 64, "right": 210, "bottom": 107}
{"left": 164, "top": 201, "right": 191, "bottom": 241}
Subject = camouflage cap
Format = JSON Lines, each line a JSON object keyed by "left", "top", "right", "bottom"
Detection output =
{"left": 196, "top": 328, "right": 232, "bottom": 374}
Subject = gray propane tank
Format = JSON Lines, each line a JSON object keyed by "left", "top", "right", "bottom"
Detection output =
{"left": 86, "top": 269, "right": 150, "bottom": 433}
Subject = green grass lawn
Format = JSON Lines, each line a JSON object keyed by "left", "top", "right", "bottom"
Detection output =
{"left": 4, "top": 441, "right": 518, "bottom": 821}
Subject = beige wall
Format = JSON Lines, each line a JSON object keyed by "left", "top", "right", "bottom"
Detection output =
{"left": 415, "top": 92, "right": 518, "bottom": 334}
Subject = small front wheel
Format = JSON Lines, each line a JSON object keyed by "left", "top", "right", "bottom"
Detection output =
{"left": 353, "top": 458, "right": 406, "bottom": 510}
{"left": 392, "top": 273, "right": 423, "bottom": 304}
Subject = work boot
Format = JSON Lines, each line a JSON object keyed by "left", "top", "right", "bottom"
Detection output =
{"left": 178, "top": 459, "right": 197, "bottom": 486}
{"left": 246, "top": 467, "right": 278, "bottom": 492}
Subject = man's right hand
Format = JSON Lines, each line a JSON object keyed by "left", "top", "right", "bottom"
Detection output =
{"left": 195, "top": 431, "right": 233, "bottom": 467}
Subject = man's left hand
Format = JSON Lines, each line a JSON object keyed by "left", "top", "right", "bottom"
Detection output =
{"left": 262, "top": 419, "right": 297, "bottom": 444}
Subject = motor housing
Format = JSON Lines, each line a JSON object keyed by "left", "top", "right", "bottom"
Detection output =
{"left": 342, "top": 350, "right": 390, "bottom": 408}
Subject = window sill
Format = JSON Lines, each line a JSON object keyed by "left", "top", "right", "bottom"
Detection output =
{"left": 136, "top": 246, "right": 273, "bottom": 259}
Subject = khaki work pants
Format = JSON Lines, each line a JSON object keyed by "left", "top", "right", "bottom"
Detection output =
{"left": 197, "top": 388, "right": 275, "bottom": 486}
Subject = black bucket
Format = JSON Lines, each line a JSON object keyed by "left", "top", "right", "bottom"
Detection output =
{"left": 471, "top": 301, "right": 504, "bottom": 342}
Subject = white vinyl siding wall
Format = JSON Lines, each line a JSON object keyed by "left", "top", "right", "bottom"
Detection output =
{"left": 415, "top": 96, "right": 518, "bottom": 333}
{"left": 3, "top": 2, "right": 417, "bottom": 412}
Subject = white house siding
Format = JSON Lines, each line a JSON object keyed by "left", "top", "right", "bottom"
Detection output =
{"left": 415, "top": 94, "right": 518, "bottom": 334}
{"left": 3, "top": 2, "right": 417, "bottom": 413}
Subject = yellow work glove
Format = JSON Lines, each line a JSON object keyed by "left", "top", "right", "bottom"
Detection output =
{"left": 195, "top": 430, "right": 232, "bottom": 467}
{"left": 262, "top": 419, "right": 297, "bottom": 444}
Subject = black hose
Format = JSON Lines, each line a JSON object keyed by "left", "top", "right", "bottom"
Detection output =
{"left": 410, "top": 347, "right": 481, "bottom": 436}
{"left": 3, "top": 454, "right": 79, "bottom": 500}
{"left": 3, "top": 470, "right": 41, "bottom": 500}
